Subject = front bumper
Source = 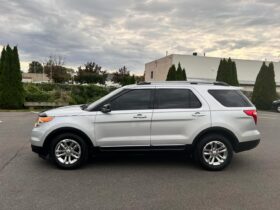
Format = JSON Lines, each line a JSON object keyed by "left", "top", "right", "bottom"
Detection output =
{"left": 234, "top": 139, "right": 260, "bottom": 153}
{"left": 31, "top": 145, "right": 48, "bottom": 159}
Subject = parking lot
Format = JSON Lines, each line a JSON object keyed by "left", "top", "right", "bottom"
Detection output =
{"left": 0, "top": 111, "right": 280, "bottom": 210}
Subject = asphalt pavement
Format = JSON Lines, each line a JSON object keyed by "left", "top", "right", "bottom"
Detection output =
{"left": 0, "top": 111, "right": 280, "bottom": 210}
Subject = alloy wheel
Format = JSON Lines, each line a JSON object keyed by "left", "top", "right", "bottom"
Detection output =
{"left": 202, "top": 140, "right": 228, "bottom": 166}
{"left": 55, "top": 139, "right": 81, "bottom": 165}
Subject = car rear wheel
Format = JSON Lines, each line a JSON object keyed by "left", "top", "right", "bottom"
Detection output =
{"left": 50, "top": 133, "right": 88, "bottom": 169}
{"left": 195, "top": 134, "right": 233, "bottom": 171}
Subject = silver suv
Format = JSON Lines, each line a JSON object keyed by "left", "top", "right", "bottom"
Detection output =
{"left": 31, "top": 81, "right": 260, "bottom": 170}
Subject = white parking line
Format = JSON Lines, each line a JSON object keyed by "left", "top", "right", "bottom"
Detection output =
{"left": 259, "top": 116, "right": 278, "bottom": 120}
{"left": 0, "top": 120, "right": 2, "bottom": 123}
{"left": 31, "top": 111, "right": 39, "bottom": 114}
{"left": 260, "top": 113, "right": 279, "bottom": 117}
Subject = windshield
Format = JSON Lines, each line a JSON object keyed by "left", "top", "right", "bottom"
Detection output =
{"left": 86, "top": 87, "right": 124, "bottom": 111}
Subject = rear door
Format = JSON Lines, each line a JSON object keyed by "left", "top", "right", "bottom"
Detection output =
{"left": 207, "top": 89, "right": 259, "bottom": 142}
{"left": 94, "top": 88, "right": 154, "bottom": 147}
{"left": 151, "top": 87, "right": 211, "bottom": 146}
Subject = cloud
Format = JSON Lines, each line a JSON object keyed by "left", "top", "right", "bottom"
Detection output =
{"left": 0, "top": 0, "right": 279, "bottom": 75}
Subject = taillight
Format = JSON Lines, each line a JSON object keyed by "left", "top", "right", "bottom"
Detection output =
{"left": 243, "top": 110, "right": 257, "bottom": 124}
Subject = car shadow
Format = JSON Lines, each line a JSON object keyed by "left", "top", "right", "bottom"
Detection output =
{"left": 86, "top": 151, "right": 199, "bottom": 170}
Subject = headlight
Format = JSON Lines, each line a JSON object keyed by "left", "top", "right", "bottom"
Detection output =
{"left": 35, "top": 116, "right": 54, "bottom": 127}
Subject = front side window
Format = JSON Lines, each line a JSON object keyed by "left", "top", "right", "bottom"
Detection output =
{"left": 156, "top": 89, "right": 201, "bottom": 109}
{"left": 110, "top": 89, "right": 152, "bottom": 110}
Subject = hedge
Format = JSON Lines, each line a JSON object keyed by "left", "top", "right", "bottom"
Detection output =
{"left": 23, "top": 83, "right": 115, "bottom": 105}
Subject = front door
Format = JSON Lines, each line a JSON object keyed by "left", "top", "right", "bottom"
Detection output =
{"left": 95, "top": 88, "right": 154, "bottom": 147}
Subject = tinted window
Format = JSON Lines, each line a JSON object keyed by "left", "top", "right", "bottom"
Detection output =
{"left": 110, "top": 89, "right": 152, "bottom": 110}
{"left": 156, "top": 89, "right": 201, "bottom": 109}
{"left": 208, "top": 89, "right": 253, "bottom": 107}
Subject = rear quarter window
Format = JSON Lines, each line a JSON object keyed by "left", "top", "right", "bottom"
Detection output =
{"left": 208, "top": 89, "right": 253, "bottom": 107}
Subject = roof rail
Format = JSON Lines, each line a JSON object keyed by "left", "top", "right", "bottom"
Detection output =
{"left": 137, "top": 81, "right": 229, "bottom": 86}
{"left": 137, "top": 81, "right": 151, "bottom": 85}
{"left": 213, "top": 81, "right": 229, "bottom": 86}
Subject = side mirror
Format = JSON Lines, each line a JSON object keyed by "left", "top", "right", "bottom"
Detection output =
{"left": 101, "top": 104, "right": 111, "bottom": 113}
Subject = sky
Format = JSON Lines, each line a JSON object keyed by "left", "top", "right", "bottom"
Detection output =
{"left": 0, "top": 0, "right": 279, "bottom": 75}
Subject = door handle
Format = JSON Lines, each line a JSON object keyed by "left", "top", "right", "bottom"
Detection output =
{"left": 133, "top": 114, "right": 147, "bottom": 119}
{"left": 192, "top": 112, "right": 206, "bottom": 117}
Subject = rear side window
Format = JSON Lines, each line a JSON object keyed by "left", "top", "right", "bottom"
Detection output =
{"left": 208, "top": 89, "right": 253, "bottom": 107}
{"left": 156, "top": 89, "right": 201, "bottom": 109}
{"left": 110, "top": 89, "right": 152, "bottom": 110}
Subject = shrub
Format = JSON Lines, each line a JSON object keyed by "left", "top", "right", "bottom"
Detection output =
{"left": 23, "top": 83, "right": 112, "bottom": 105}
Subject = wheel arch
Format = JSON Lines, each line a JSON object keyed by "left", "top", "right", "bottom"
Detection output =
{"left": 43, "top": 127, "right": 94, "bottom": 153}
{"left": 191, "top": 127, "right": 239, "bottom": 152}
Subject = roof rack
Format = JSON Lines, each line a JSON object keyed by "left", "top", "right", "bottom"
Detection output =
{"left": 137, "top": 81, "right": 151, "bottom": 85}
{"left": 137, "top": 81, "right": 229, "bottom": 86}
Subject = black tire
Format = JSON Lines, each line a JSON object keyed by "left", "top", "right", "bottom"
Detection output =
{"left": 50, "top": 133, "right": 88, "bottom": 169}
{"left": 195, "top": 134, "right": 233, "bottom": 171}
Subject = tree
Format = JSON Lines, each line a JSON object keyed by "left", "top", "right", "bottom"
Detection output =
{"left": 166, "top": 64, "right": 176, "bottom": 80}
{"left": 28, "top": 61, "right": 43, "bottom": 73}
{"left": 166, "top": 63, "right": 187, "bottom": 81}
{"left": 43, "top": 56, "right": 71, "bottom": 83}
{"left": 216, "top": 58, "right": 226, "bottom": 82}
{"left": 0, "top": 45, "right": 24, "bottom": 109}
{"left": 182, "top": 68, "right": 187, "bottom": 80}
{"left": 176, "top": 62, "right": 184, "bottom": 80}
{"left": 112, "top": 66, "right": 136, "bottom": 86}
{"left": 252, "top": 62, "right": 277, "bottom": 110}
{"left": 0, "top": 47, "right": 5, "bottom": 85}
{"left": 74, "top": 62, "right": 107, "bottom": 84}
{"left": 216, "top": 58, "right": 239, "bottom": 86}
{"left": 268, "top": 62, "right": 277, "bottom": 99}
{"left": 0, "top": 47, "right": 6, "bottom": 102}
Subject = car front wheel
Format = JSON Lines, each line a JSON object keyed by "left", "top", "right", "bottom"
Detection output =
{"left": 195, "top": 134, "right": 233, "bottom": 171}
{"left": 50, "top": 133, "right": 88, "bottom": 169}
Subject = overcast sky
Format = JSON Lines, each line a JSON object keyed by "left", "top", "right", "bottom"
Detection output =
{"left": 0, "top": 0, "right": 279, "bottom": 74}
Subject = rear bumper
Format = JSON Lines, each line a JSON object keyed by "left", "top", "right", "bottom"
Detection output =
{"left": 31, "top": 145, "right": 48, "bottom": 159}
{"left": 234, "top": 139, "right": 260, "bottom": 153}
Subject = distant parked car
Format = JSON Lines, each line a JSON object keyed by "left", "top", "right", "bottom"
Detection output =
{"left": 272, "top": 99, "right": 280, "bottom": 112}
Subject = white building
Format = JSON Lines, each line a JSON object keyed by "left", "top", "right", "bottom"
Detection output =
{"left": 144, "top": 54, "right": 280, "bottom": 91}
{"left": 22, "top": 73, "right": 50, "bottom": 83}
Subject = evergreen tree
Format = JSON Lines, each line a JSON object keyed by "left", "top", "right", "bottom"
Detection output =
{"left": 13, "top": 46, "right": 24, "bottom": 105}
{"left": 182, "top": 68, "right": 187, "bottom": 80}
{"left": 268, "top": 62, "right": 277, "bottom": 99}
{"left": 0, "top": 47, "right": 6, "bottom": 99}
{"left": 176, "top": 62, "right": 183, "bottom": 80}
{"left": 166, "top": 64, "right": 176, "bottom": 80}
{"left": 252, "top": 62, "right": 277, "bottom": 110}
{"left": 0, "top": 45, "right": 24, "bottom": 109}
{"left": 216, "top": 59, "right": 225, "bottom": 82}
{"left": 216, "top": 58, "right": 239, "bottom": 86}
{"left": 166, "top": 63, "right": 187, "bottom": 81}
{"left": 231, "top": 61, "right": 239, "bottom": 86}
